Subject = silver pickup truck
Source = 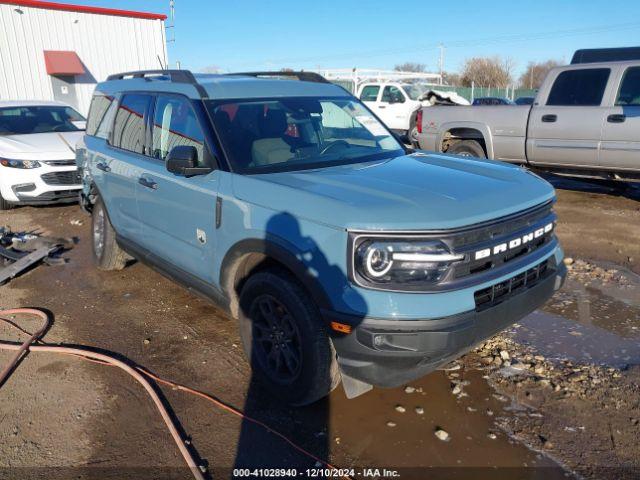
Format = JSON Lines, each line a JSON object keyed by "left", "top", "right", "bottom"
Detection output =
{"left": 416, "top": 60, "right": 640, "bottom": 181}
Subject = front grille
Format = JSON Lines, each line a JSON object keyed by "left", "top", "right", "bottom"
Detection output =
{"left": 474, "top": 258, "right": 552, "bottom": 310}
{"left": 42, "top": 160, "right": 77, "bottom": 167}
{"left": 445, "top": 201, "right": 556, "bottom": 281}
{"left": 41, "top": 170, "right": 81, "bottom": 186}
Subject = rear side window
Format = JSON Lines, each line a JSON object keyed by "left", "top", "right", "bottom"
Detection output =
{"left": 86, "top": 95, "right": 115, "bottom": 137}
{"left": 152, "top": 95, "right": 206, "bottom": 166}
{"left": 360, "top": 85, "right": 380, "bottom": 102}
{"left": 546, "top": 69, "right": 610, "bottom": 106}
{"left": 616, "top": 67, "right": 640, "bottom": 106}
{"left": 112, "top": 94, "right": 152, "bottom": 154}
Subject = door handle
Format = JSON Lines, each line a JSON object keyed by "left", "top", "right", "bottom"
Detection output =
{"left": 96, "top": 162, "right": 110, "bottom": 172}
{"left": 138, "top": 177, "right": 158, "bottom": 190}
{"left": 541, "top": 114, "right": 557, "bottom": 123}
{"left": 607, "top": 114, "right": 626, "bottom": 123}
{"left": 378, "top": 105, "right": 387, "bottom": 109}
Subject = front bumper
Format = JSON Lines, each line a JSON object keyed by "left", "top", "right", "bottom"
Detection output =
{"left": 326, "top": 262, "right": 566, "bottom": 388}
{"left": 0, "top": 163, "right": 81, "bottom": 205}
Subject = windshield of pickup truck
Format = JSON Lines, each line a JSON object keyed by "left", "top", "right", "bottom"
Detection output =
{"left": 402, "top": 85, "right": 426, "bottom": 100}
{"left": 207, "top": 97, "right": 404, "bottom": 174}
{"left": 0, "top": 106, "right": 85, "bottom": 135}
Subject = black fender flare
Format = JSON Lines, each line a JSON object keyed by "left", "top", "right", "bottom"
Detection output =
{"left": 220, "top": 237, "right": 334, "bottom": 317}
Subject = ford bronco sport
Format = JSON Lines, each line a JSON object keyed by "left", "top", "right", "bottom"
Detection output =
{"left": 77, "top": 70, "right": 566, "bottom": 405}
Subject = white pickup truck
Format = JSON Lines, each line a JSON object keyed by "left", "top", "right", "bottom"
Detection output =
{"left": 357, "top": 82, "right": 468, "bottom": 144}
{"left": 416, "top": 59, "right": 640, "bottom": 181}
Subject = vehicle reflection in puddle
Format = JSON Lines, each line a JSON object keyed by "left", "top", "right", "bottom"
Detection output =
{"left": 327, "top": 369, "right": 567, "bottom": 479}
{"left": 514, "top": 274, "right": 640, "bottom": 367}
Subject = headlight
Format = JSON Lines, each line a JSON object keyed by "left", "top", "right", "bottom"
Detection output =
{"left": 0, "top": 158, "right": 42, "bottom": 169}
{"left": 352, "top": 236, "right": 464, "bottom": 291}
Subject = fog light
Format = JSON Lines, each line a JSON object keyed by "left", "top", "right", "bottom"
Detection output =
{"left": 373, "top": 335, "right": 385, "bottom": 347}
{"left": 12, "top": 183, "right": 36, "bottom": 193}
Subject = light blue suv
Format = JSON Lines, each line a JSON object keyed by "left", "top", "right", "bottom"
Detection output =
{"left": 77, "top": 70, "right": 566, "bottom": 405}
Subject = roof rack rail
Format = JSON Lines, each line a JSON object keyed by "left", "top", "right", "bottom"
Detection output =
{"left": 105, "top": 69, "right": 208, "bottom": 98}
{"left": 106, "top": 69, "right": 195, "bottom": 82}
{"left": 229, "top": 71, "right": 330, "bottom": 84}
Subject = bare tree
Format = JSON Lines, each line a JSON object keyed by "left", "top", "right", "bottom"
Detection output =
{"left": 442, "top": 71, "right": 461, "bottom": 86}
{"left": 460, "top": 56, "right": 514, "bottom": 88}
{"left": 200, "top": 65, "right": 222, "bottom": 74}
{"left": 519, "top": 60, "right": 561, "bottom": 89}
{"left": 394, "top": 62, "right": 426, "bottom": 73}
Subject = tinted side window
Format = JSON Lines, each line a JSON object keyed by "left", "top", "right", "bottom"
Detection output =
{"left": 112, "top": 94, "right": 151, "bottom": 154}
{"left": 382, "top": 86, "right": 405, "bottom": 103}
{"left": 360, "top": 85, "right": 380, "bottom": 102}
{"left": 86, "top": 95, "right": 114, "bottom": 136}
{"left": 616, "top": 67, "right": 640, "bottom": 106}
{"left": 547, "top": 69, "right": 610, "bottom": 106}
{"left": 152, "top": 96, "right": 206, "bottom": 166}
{"left": 95, "top": 100, "right": 118, "bottom": 140}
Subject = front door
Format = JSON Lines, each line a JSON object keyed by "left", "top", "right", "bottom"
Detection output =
{"left": 527, "top": 67, "right": 611, "bottom": 168}
{"left": 376, "top": 85, "right": 409, "bottom": 132}
{"left": 600, "top": 65, "right": 640, "bottom": 170}
{"left": 135, "top": 94, "right": 219, "bottom": 283}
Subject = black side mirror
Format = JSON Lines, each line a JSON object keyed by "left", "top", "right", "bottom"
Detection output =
{"left": 166, "top": 146, "right": 211, "bottom": 176}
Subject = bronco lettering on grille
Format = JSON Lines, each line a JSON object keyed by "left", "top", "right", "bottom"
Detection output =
{"left": 473, "top": 222, "right": 554, "bottom": 261}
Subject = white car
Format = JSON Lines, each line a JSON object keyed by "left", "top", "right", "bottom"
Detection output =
{"left": 0, "top": 101, "right": 85, "bottom": 210}
{"left": 357, "top": 82, "right": 470, "bottom": 145}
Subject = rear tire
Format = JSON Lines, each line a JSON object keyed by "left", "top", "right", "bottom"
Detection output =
{"left": 0, "top": 192, "right": 15, "bottom": 210}
{"left": 408, "top": 125, "right": 419, "bottom": 148}
{"left": 92, "top": 197, "right": 128, "bottom": 271}
{"left": 238, "top": 268, "right": 340, "bottom": 406}
{"left": 447, "top": 139, "right": 487, "bottom": 158}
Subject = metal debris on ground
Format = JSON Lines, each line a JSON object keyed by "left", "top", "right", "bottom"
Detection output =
{"left": 0, "top": 227, "right": 71, "bottom": 285}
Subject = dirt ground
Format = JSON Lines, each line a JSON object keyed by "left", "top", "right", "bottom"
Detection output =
{"left": 0, "top": 176, "right": 639, "bottom": 480}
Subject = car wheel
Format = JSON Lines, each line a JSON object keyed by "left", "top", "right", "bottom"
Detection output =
{"left": 447, "top": 140, "right": 487, "bottom": 158}
{"left": 92, "top": 197, "right": 128, "bottom": 271}
{"left": 0, "top": 192, "right": 15, "bottom": 210}
{"left": 409, "top": 125, "right": 419, "bottom": 148}
{"left": 238, "top": 268, "right": 340, "bottom": 406}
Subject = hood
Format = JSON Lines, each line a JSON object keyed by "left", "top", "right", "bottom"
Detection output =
{"left": 232, "top": 153, "right": 555, "bottom": 231}
{"left": 0, "top": 131, "right": 84, "bottom": 159}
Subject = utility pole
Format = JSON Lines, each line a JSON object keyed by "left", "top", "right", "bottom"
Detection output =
{"left": 438, "top": 44, "right": 445, "bottom": 85}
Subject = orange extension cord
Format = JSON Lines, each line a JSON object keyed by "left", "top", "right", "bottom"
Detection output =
{"left": 0, "top": 308, "right": 348, "bottom": 480}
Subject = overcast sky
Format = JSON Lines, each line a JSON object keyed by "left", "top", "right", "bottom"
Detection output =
{"left": 77, "top": 0, "right": 640, "bottom": 76}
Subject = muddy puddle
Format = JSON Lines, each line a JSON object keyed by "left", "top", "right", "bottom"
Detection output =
{"left": 327, "top": 369, "right": 567, "bottom": 479}
{"left": 516, "top": 269, "right": 640, "bottom": 367}
{"left": 325, "top": 263, "right": 640, "bottom": 478}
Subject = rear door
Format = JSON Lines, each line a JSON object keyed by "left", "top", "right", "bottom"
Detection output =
{"left": 527, "top": 67, "right": 611, "bottom": 168}
{"left": 359, "top": 84, "right": 380, "bottom": 108}
{"left": 600, "top": 64, "right": 640, "bottom": 170}
{"left": 99, "top": 93, "right": 153, "bottom": 240}
{"left": 135, "top": 93, "right": 219, "bottom": 283}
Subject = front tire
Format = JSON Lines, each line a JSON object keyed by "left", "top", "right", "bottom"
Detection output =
{"left": 92, "top": 197, "right": 128, "bottom": 271}
{"left": 0, "top": 192, "right": 15, "bottom": 210}
{"left": 238, "top": 269, "right": 340, "bottom": 406}
{"left": 447, "top": 139, "right": 487, "bottom": 158}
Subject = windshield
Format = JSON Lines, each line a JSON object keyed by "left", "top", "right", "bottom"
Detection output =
{"left": 0, "top": 106, "right": 85, "bottom": 135}
{"left": 206, "top": 97, "right": 404, "bottom": 174}
{"left": 401, "top": 84, "right": 427, "bottom": 100}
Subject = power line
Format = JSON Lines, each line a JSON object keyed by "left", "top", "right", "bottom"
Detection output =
{"left": 255, "top": 22, "right": 640, "bottom": 67}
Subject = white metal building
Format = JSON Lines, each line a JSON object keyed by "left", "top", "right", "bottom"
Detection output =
{"left": 0, "top": 0, "right": 167, "bottom": 115}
